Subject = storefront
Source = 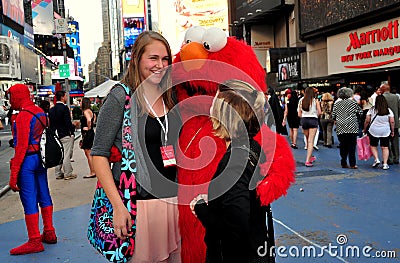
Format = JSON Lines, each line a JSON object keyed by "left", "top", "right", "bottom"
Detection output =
{"left": 327, "top": 16, "right": 400, "bottom": 89}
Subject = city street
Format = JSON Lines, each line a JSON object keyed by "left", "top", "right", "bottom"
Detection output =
{"left": 0, "top": 130, "right": 399, "bottom": 262}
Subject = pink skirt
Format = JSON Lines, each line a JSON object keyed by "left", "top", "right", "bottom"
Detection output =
{"left": 129, "top": 197, "right": 181, "bottom": 263}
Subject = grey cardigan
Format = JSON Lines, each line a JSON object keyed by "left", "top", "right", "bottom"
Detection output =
{"left": 91, "top": 84, "right": 151, "bottom": 196}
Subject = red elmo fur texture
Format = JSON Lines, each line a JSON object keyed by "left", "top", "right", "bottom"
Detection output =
{"left": 173, "top": 32, "right": 296, "bottom": 263}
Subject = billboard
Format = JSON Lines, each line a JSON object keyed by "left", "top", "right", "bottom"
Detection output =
{"left": 49, "top": 56, "right": 76, "bottom": 79}
{"left": 327, "top": 17, "right": 400, "bottom": 75}
{"left": 122, "top": 0, "right": 145, "bottom": 18}
{"left": 32, "top": 0, "right": 54, "bottom": 35}
{"left": 1, "top": 0, "right": 24, "bottom": 26}
{"left": 0, "top": 36, "right": 21, "bottom": 79}
{"left": 124, "top": 17, "right": 145, "bottom": 60}
{"left": 158, "top": 0, "right": 229, "bottom": 53}
{"left": 66, "top": 21, "right": 82, "bottom": 75}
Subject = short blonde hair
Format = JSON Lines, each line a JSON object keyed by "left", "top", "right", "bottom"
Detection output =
{"left": 211, "top": 79, "right": 265, "bottom": 141}
{"left": 321, "top": 92, "right": 333, "bottom": 101}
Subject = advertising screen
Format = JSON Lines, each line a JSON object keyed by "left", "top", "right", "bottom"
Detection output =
{"left": 1, "top": 0, "right": 24, "bottom": 26}
{"left": 124, "top": 17, "right": 144, "bottom": 60}
{"left": 49, "top": 56, "right": 76, "bottom": 79}
{"left": 122, "top": 0, "right": 145, "bottom": 18}
{"left": 158, "top": 0, "right": 229, "bottom": 53}
{"left": 31, "top": 0, "right": 54, "bottom": 35}
{"left": 66, "top": 21, "right": 82, "bottom": 75}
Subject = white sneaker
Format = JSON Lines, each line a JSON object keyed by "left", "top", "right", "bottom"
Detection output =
{"left": 382, "top": 164, "right": 389, "bottom": 170}
{"left": 372, "top": 160, "right": 380, "bottom": 168}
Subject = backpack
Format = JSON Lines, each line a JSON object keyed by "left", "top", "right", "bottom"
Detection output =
{"left": 22, "top": 109, "right": 64, "bottom": 168}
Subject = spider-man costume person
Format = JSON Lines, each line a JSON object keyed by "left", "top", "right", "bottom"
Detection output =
{"left": 7, "top": 84, "right": 57, "bottom": 255}
{"left": 173, "top": 27, "right": 296, "bottom": 263}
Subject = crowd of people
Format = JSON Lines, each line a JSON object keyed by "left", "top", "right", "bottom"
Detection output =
{"left": 267, "top": 83, "right": 400, "bottom": 170}
{"left": 4, "top": 27, "right": 398, "bottom": 263}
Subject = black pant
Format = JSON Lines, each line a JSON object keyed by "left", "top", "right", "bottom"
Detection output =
{"left": 388, "top": 129, "right": 399, "bottom": 163}
{"left": 338, "top": 133, "right": 358, "bottom": 167}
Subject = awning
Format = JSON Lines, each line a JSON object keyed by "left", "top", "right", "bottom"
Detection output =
{"left": 84, "top": 80, "right": 119, "bottom": 98}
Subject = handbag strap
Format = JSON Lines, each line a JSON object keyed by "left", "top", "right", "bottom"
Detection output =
{"left": 368, "top": 111, "right": 378, "bottom": 131}
{"left": 117, "top": 83, "right": 138, "bottom": 243}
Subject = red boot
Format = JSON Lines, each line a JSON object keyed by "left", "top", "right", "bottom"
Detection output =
{"left": 10, "top": 213, "right": 44, "bottom": 255}
{"left": 41, "top": 205, "right": 57, "bottom": 244}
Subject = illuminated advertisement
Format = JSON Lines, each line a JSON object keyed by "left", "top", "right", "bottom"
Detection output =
{"left": 24, "top": 25, "right": 35, "bottom": 47}
{"left": 66, "top": 21, "right": 82, "bottom": 75}
{"left": 31, "top": 0, "right": 54, "bottom": 35}
{"left": 1, "top": 25, "right": 23, "bottom": 44}
{"left": 158, "top": 0, "right": 228, "bottom": 53}
{"left": 124, "top": 17, "right": 144, "bottom": 60}
{"left": 122, "top": 0, "right": 145, "bottom": 18}
{"left": 49, "top": 56, "right": 76, "bottom": 79}
{"left": 1, "top": 0, "right": 24, "bottom": 26}
{"left": 0, "top": 36, "right": 21, "bottom": 79}
{"left": 37, "top": 85, "right": 55, "bottom": 97}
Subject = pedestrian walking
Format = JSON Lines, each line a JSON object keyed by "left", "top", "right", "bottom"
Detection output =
{"left": 298, "top": 87, "right": 321, "bottom": 167}
{"left": 80, "top": 97, "right": 96, "bottom": 178}
{"left": 91, "top": 31, "right": 181, "bottom": 262}
{"left": 332, "top": 87, "right": 363, "bottom": 169}
{"left": 48, "top": 90, "right": 76, "bottom": 180}
{"left": 381, "top": 83, "right": 400, "bottom": 164}
{"left": 282, "top": 90, "right": 300, "bottom": 149}
{"left": 6, "top": 84, "right": 57, "bottom": 255}
{"left": 363, "top": 95, "right": 395, "bottom": 170}
{"left": 268, "top": 88, "right": 287, "bottom": 135}
{"left": 320, "top": 92, "right": 334, "bottom": 148}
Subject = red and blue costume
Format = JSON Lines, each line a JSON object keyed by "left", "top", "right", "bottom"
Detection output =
{"left": 7, "top": 84, "right": 57, "bottom": 255}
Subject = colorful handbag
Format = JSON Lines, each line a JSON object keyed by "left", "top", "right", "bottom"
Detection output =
{"left": 87, "top": 83, "right": 137, "bottom": 263}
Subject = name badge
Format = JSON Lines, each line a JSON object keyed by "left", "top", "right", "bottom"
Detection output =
{"left": 160, "top": 145, "right": 176, "bottom": 167}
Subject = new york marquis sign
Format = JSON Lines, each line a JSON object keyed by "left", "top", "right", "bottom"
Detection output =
{"left": 327, "top": 17, "right": 400, "bottom": 75}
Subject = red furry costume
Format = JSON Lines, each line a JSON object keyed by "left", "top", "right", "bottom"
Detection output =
{"left": 173, "top": 27, "right": 296, "bottom": 263}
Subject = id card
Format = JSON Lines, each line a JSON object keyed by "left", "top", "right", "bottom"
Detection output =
{"left": 160, "top": 145, "right": 176, "bottom": 167}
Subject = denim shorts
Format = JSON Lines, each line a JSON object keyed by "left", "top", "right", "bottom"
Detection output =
{"left": 301, "top": 117, "right": 319, "bottom": 129}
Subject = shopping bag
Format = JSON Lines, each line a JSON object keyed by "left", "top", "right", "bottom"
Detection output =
{"left": 357, "top": 135, "right": 372, "bottom": 160}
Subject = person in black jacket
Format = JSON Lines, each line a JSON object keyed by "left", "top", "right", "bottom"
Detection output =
{"left": 48, "top": 91, "right": 76, "bottom": 180}
{"left": 190, "top": 79, "right": 273, "bottom": 263}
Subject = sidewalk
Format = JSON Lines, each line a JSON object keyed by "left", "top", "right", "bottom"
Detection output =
{"left": 0, "top": 136, "right": 107, "bottom": 262}
{"left": 0, "top": 131, "right": 399, "bottom": 262}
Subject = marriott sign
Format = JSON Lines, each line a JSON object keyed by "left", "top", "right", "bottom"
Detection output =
{"left": 327, "top": 18, "right": 400, "bottom": 75}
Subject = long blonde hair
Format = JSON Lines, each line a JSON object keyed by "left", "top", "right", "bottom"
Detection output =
{"left": 121, "top": 31, "right": 175, "bottom": 115}
{"left": 211, "top": 79, "right": 265, "bottom": 141}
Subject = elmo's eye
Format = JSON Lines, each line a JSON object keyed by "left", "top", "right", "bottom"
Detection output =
{"left": 201, "top": 27, "right": 227, "bottom": 52}
{"left": 184, "top": 26, "right": 205, "bottom": 45}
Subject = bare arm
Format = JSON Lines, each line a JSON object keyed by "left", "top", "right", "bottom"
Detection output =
{"left": 316, "top": 100, "right": 322, "bottom": 116}
{"left": 83, "top": 109, "right": 93, "bottom": 130}
{"left": 282, "top": 104, "right": 288, "bottom": 126}
{"left": 363, "top": 114, "right": 371, "bottom": 133}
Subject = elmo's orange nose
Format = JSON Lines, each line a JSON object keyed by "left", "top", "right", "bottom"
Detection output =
{"left": 180, "top": 42, "right": 208, "bottom": 71}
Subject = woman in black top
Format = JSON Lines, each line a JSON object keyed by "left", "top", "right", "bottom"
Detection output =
{"left": 80, "top": 97, "right": 96, "bottom": 178}
{"left": 190, "top": 79, "right": 273, "bottom": 263}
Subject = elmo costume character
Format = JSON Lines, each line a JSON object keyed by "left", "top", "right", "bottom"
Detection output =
{"left": 173, "top": 27, "right": 296, "bottom": 263}
{"left": 7, "top": 84, "right": 57, "bottom": 255}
